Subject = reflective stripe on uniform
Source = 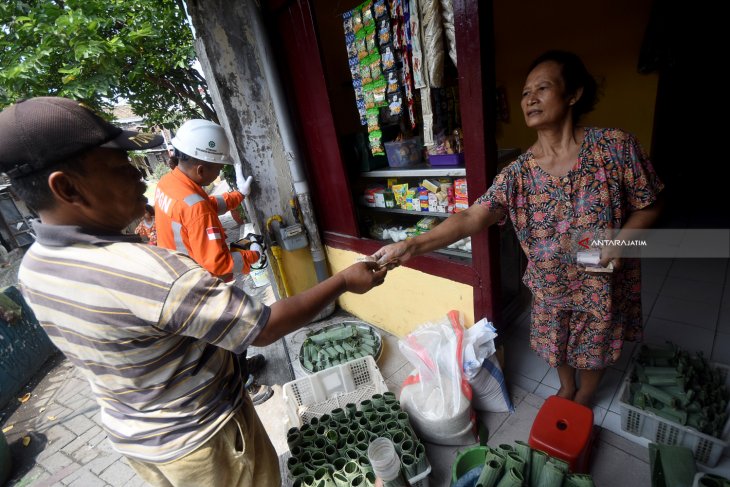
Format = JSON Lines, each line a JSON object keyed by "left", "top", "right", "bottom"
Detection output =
{"left": 172, "top": 222, "right": 188, "bottom": 255}
{"left": 183, "top": 194, "right": 205, "bottom": 206}
{"left": 231, "top": 251, "right": 245, "bottom": 274}
{"left": 214, "top": 195, "right": 227, "bottom": 215}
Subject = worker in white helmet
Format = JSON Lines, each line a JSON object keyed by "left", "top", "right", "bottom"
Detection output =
{"left": 154, "top": 119, "right": 270, "bottom": 405}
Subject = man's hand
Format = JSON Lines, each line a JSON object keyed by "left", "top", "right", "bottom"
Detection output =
{"left": 241, "top": 175, "right": 254, "bottom": 196}
{"left": 249, "top": 242, "right": 263, "bottom": 258}
{"left": 372, "top": 241, "right": 411, "bottom": 268}
{"left": 340, "top": 261, "right": 388, "bottom": 294}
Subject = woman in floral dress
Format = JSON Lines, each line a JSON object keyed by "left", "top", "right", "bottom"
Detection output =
{"left": 134, "top": 204, "right": 157, "bottom": 245}
{"left": 373, "top": 50, "right": 663, "bottom": 406}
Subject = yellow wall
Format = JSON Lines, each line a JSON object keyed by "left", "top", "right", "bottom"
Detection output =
{"left": 326, "top": 246, "right": 475, "bottom": 337}
{"left": 493, "top": 0, "right": 658, "bottom": 152}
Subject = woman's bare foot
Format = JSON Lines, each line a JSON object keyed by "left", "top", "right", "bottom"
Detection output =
{"left": 556, "top": 386, "right": 576, "bottom": 400}
{"left": 573, "top": 389, "right": 593, "bottom": 406}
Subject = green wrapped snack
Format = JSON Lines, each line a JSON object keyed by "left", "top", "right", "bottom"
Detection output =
{"left": 475, "top": 459, "right": 502, "bottom": 487}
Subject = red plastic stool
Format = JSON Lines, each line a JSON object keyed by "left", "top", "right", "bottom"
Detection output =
{"left": 528, "top": 396, "right": 595, "bottom": 473}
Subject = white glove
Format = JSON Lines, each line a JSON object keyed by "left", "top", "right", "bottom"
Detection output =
{"left": 241, "top": 176, "right": 254, "bottom": 196}
{"left": 249, "top": 242, "right": 263, "bottom": 257}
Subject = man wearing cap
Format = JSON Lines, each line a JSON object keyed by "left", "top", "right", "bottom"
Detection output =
{"left": 0, "top": 97, "right": 388, "bottom": 486}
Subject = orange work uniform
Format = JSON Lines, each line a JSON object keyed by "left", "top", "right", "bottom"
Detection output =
{"left": 155, "top": 168, "right": 259, "bottom": 281}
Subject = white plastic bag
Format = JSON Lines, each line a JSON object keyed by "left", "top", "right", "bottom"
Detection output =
{"left": 462, "top": 317, "right": 498, "bottom": 380}
{"left": 399, "top": 310, "right": 476, "bottom": 445}
{"left": 468, "top": 354, "right": 515, "bottom": 413}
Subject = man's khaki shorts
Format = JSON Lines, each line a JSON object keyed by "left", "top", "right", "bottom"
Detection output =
{"left": 125, "top": 397, "right": 280, "bottom": 487}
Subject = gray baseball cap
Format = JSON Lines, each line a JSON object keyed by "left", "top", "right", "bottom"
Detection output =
{"left": 0, "top": 97, "right": 163, "bottom": 178}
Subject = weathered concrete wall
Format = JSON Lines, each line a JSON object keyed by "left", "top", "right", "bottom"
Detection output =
{"left": 186, "top": 0, "right": 299, "bottom": 291}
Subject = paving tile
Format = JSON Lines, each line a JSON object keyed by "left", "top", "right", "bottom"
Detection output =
{"left": 66, "top": 469, "right": 109, "bottom": 487}
{"left": 590, "top": 437, "right": 651, "bottom": 486}
{"left": 642, "top": 271, "right": 665, "bottom": 295}
{"left": 487, "top": 398, "right": 540, "bottom": 446}
{"left": 507, "top": 373, "right": 540, "bottom": 394}
{"left": 597, "top": 427, "right": 650, "bottom": 462}
{"left": 651, "top": 294, "right": 720, "bottom": 330}
{"left": 503, "top": 330, "right": 550, "bottom": 383}
{"left": 533, "top": 382, "right": 557, "bottom": 400}
{"left": 669, "top": 259, "right": 728, "bottom": 285}
{"left": 99, "top": 459, "right": 136, "bottom": 486}
{"left": 718, "top": 304, "right": 730, "bottom": 334}
{"left": 661, "top": 276, "right": 724, "bottom": 305}
{"left": 711, "top": 332, "right": 730, "bottom": 365}
{"left": 61, "top": 412, "right": 97, "bottom": 436}
{"left": 643, "top": 317, "right": 715, "bottom": 356}
{"left": 642, "top": 291, "right": 658, "bottom": 317}
{"left": 592, "top": 367, "right": 625, "bottom": 411}
{"left": 37, "top": 450, "right": 75, "bottom": 473}
{"left": 12, "top": 466, "right": 51, "bottom": 486}
{"left": 41, "top": 423, "right": 77, "bottom": 452}
{"left": 642, "top": 258, "right": 672, "bottom": 278}
{"left": 86, "top": 451, "right": 124, "bottom": 476}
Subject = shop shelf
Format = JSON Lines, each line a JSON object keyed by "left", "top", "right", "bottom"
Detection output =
{"left": 361, "top": 163, "right": 467, "bottom": 178}
{"left": 360, "top": 205, "right": 452, "bottom": 219}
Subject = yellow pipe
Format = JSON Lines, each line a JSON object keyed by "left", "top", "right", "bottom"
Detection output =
{"left": 266, "top": 215, "right": 292, "bottom": 298}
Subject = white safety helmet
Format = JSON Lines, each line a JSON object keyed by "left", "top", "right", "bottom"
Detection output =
{"left": 170, "top": 119, "right": 233, "bottom": 165}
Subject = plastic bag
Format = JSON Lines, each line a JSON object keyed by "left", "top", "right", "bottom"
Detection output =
{"left": 469, "top": 354, "right": 515, "bottom": 413}
{"left": 399, "top": 310, "right": 475, "bottom": 445}
{"left": 462, "top": 317, "right": 498, "bottom": 380}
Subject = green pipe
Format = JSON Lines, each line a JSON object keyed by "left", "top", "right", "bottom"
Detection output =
{"left": 371, "top": 394, "right": 385, "bottom": 408}
{"left": 401, "top": 453, "right": 419, "bottom": 479}
{"left": 504, "top": 451, "right": 525, "bottom": 476}
{"left": 564, "top": 473, "right": 596, "bottom": 487}
{"left": 537, "top": 462, "right": 565, "bottom": 487}
{"left": 547, "top": 457, "right": 569, "bottom": 473}
{"left": 475, "top": 459, "right": 502, "bottom": 487}
{"left": 514, "top": 440, "right": 532, "bottom": 483}
{"left": 495, "top": 467, "right": 524, "bottom": 487}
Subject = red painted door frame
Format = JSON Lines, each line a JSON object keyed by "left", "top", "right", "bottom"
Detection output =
{"left": 265, "top": 0, "right": 501, "bottom": 322}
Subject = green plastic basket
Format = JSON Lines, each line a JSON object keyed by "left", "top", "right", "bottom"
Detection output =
{"left": 451, "top": 446, "right": 489, "bottom": 483}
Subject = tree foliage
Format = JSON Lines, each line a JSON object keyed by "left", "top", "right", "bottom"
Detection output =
{"left": 0, "top": 0, "right": 217, "bottom": 127}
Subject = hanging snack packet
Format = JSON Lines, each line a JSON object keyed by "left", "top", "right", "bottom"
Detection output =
{"left": 363, "top": 83, "right": 376, "bottom": 109}
{"left": 348, "top": 56, "right": 361, "bottom": 80}
{"left": 369, "top": 55, "right": 383, "bottom": 80}
{"left": 378, "top": 17, "right": 392, "bottom": 45}
{"left": 346, "top": 34, "right": 358, "bottom": 58}
{"left": 380, "top": 43, "right": 396, "bottom": 71}
{"left": 372, "top": 79, "right": 387, "bottom": 107}
{"left": 356, "top": 29, "right": 369, "bottom": 60}
{"left": 365, "top": 26, "right": 378, "bottom": 54}
{"left": 351, "top": 6, "right": 363, "bottom": 33}
{"left": 362, "top": 0, "right": 374, "bottom": 25}
{"left": 373, "top": 0, "right": 388, "bottom": 19}
{"left": 366, "top": 108, "right": 380, "bottom": 132}
{"left": 357, "top": 97, "right": 367, "bottom": 125}
{"left": 385, "top": 68, "right": 399, "bottom": 93}
{"left": 343, "top": 10, "right": 355, "bottom": 35}
{"left": 387, "top": 91, "right": 403, "bottom": 116}
{"left": 360, "top": 58, "right": 373, "bottom": 85}
{"left": 369, "top": 130, "right": 385, "bottom": 156}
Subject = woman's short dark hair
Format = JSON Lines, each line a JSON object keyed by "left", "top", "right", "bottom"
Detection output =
{"left": 10, "top": 158, "right": 85, "bottom": 212}
{"left": 144, "top": 204, "right": 155, "bottom": 216}
{"left": 528, "top": 50, "right": 599, "bottom": 123}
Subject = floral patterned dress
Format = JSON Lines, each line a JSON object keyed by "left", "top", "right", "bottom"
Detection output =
{"left": 476, "top": 128, "right": 664, "bottom": 369}
{"left": 135, "top": 219, "right": 157, "bottom": 246}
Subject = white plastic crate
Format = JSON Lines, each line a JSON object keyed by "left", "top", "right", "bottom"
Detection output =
{"left": 618, "top": 361, "right": 730, "bottom": 466}
{"left": 283, "top": 355, "right": 389, "bottom": 427}
{"left": 282, "top": 356, "right": 431, "bottom": 486}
